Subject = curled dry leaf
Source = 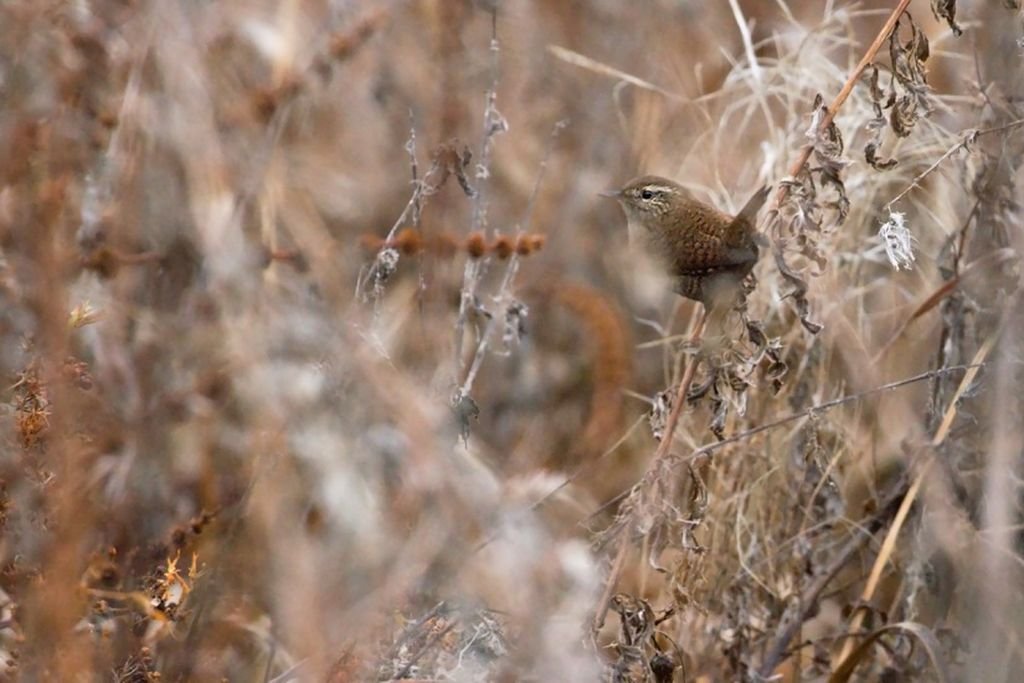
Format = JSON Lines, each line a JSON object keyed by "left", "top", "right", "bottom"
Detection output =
{"left": 611, "top": 594, "right": 657, "bottom": 647}
{"left": 863, "top": 66, "right": 899, "bottom": 170}
{"left": 774, "top": 241, "right": 824, "bottom": 334}
{"left": 931, "top": 0, "right": 963, "bottom": 37}
{"left": 808, "top": 94, "right": 850, "bottom": 224}
{"left": 502, "top": 300, "right": 529, "bottom": 350}
{"left": 607, "top": 594, "right": 681, "bottom": 682}
{"left": 435, "top": 139, "right": 478, "bottom": 198}
{"left": 684, "top": 314, "right": 788, "bottom": 437}
{"left": 888, "top": 14, "right": 932, "bottom": 138}
{"left": 360, "top": 137, "right": 482, "bottom": 303}
{"left": 450, "top": 389, "right": 480, "bottom": 444}
{"left": 745, "top": 319, "right": 788, "bottom": 393}
{"left": 648, "top": 389, "right": 674, "bottom": 442}
{"left": 769, "top": 92, "right": 852, "bottom": 336}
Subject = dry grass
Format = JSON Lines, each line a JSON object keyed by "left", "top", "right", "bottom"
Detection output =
{"left": 0, "top": 0, "right": 1022, "bottom": 680}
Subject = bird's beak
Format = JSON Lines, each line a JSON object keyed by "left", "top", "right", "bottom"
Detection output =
{"left": 598, "top": 189, "right": 622, "bottom": 199}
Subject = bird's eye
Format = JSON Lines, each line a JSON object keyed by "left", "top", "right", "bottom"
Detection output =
{"left": 640, "top": 189, "right": 655, "bottom": 200}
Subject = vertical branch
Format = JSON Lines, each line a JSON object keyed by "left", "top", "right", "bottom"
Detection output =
{"left": 407, "top": 111, "right": 422, "bottom": 227}
{"left": 469, "top": 9, "right": 504, "bottom": 236}
{"left": 453, "top": 9, "right": 507, "bottom": 394}
{"left": 458, "top": 120, "right": 566, "bottom": 396}
{"left": 591, "top": 310, "right": 707, "bottom": 635}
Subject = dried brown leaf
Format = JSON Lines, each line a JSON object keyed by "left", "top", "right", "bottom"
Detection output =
{"left": 931, "top": 0, "right": 963, "bottom": 37}
{"left": 773, "top": 239, "right": 823, "bottom": 335}
{"left": 887, "top": 15, "right": 932, "bottom": 138}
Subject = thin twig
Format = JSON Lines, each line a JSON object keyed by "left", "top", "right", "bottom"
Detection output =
{"left": 469, "top": 22, "right": 503, "bottom": 235}
{"left": 356, "top": 153, "right": 446, "bottom": 303}
{"left": 886, "top": 118, "right": 1024, "bottom": 209}
{"left": 546, "top": 45, "right": 684, "bottom": 101}
{"left": 521, "top": 119, "right": 569, "bottom": 235}
{"left": 873, "top": 248, "right": 1016, "bottom": 362}
{"left": 977, "top": 117, "right": 1024, "bottom": 137}
{"left": 727, "top": 0, "right": 762, "bottom": 83}
{"left": 453, "top": 18, "right": 505, "bottom": 388}
{"left": 759, "top": 334, "right": 996, "bottom": 676}
{"left": 407, "top": 110, "right": 422, "bottom": 227}
{"left": 591, "top": 538, "right": 631, "bottom": 640}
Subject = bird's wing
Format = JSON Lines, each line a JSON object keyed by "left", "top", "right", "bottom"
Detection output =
{"left": 669, "top": 187, "right": 770, "bottom": 275}
{"left": 675, "top": 246, "right": 758, "bottom": 275}
{"left": 672, "top": 242, "right": 758, "bottom": 277}
{"left": 673, "top": 184, "right": 769, "bottom": 274}
{"left": 674, "top": 209, "right": 759, "bottom": 273}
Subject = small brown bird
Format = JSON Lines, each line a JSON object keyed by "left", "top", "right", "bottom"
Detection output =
{"left": 602, "top": 175, "right": 770, "bottom": 311}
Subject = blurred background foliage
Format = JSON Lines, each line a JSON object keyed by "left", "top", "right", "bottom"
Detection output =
{"left": 0, "top": 0, "right": 1022, "bottom": 680}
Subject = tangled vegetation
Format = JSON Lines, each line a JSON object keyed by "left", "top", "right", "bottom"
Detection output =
{"left": 1, "top": 0, "right": 1022, "bottom": 680}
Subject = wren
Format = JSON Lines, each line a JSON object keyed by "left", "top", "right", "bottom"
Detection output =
{"left": 602, "top": 176, "right": 770, "bottom": 311}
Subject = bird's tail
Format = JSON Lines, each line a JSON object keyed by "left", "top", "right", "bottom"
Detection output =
{"left": 726, "top": 184, "right": 771, "bottom": 247}
{"left": 736, "top": 185, "right": 771, "bottom": 226}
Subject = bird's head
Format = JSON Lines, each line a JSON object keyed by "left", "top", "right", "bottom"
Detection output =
{"left": 600, "top": 175, "right": 691, "bottom": 229}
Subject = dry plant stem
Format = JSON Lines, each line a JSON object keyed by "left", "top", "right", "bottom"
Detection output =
{"left": 776, "top": 0, "right": 912, "bottom": 206}
{"left": 832, "top": 331, "right": 1002, "bottom": 670}
{"left": 459, "top": 257, "right": 517, "bottom": 394}
{"left": 469, "top": 35, "right": 501, "bottom": 233}
{"left": 407, "top": 112, "right": 421, "bottom": 224}
{"left": 357, "top": 153, "right": 446, "bottom": 303}
{"left": 591, "top": 309, "right": 707, "bottom": 636}
{"left": 453, "top": 259, "right": 484, "bottom": 383}
{"left": 592, "top": 538, "right": 631, "bottom": 637}
{"left": 22, "top": 210, "right": 88, "bottom": 675}
{"left": 546, "top": 45, "right": 684, "bottom": 101}
{"left": 727, "top": 0, "right": 761, "bottom": 83}
{"left": 873, "top": 249, "right": 1016, "bottom": 362}
{"left": 453, "top": 23, "right": 503, "bottom": 387}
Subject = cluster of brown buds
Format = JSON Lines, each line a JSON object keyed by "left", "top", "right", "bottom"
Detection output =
{"left": 360, "top": 228, "right": 546, "bottom": 260}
